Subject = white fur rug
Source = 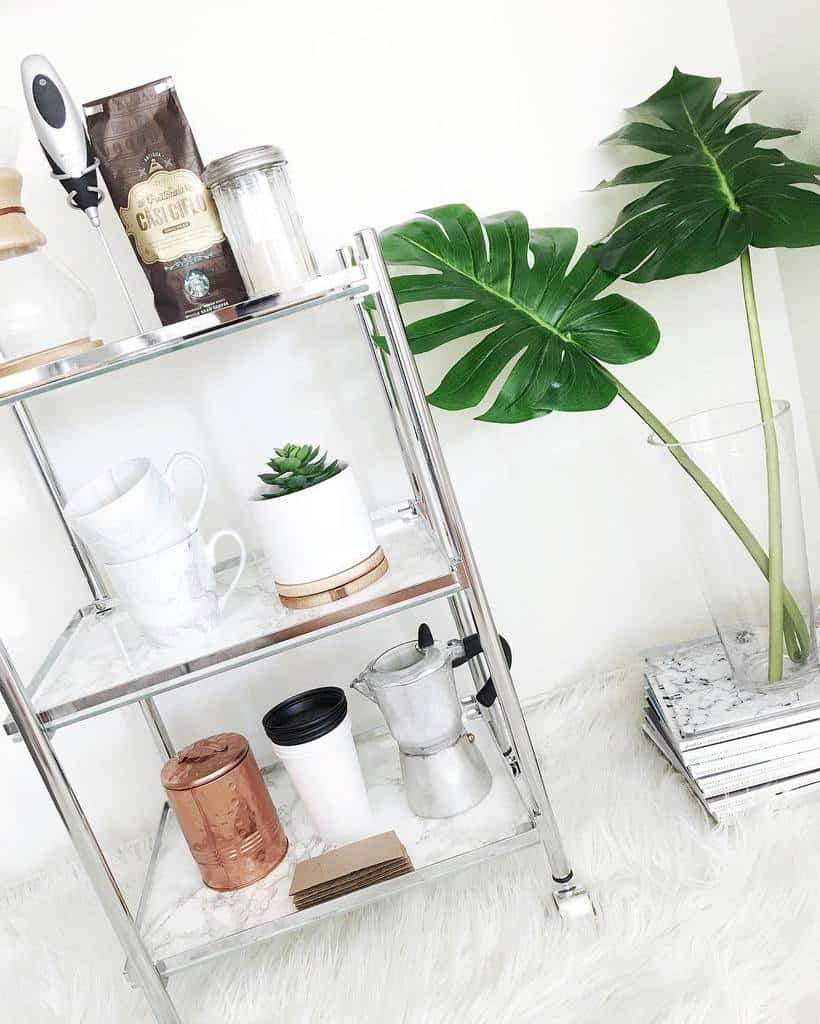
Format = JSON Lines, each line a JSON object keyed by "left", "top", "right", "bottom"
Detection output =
{"left": 4, "top": 664, "right": 820, "bottom": 1024}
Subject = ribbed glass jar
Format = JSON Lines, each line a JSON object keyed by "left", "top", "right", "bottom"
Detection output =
{"left": 203, "top": 145, "right": 318, "bottom": 299}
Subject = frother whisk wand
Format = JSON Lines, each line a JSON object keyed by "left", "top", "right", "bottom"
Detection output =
{"left": 20, "top": 54, "right": 145, "bottom": 335}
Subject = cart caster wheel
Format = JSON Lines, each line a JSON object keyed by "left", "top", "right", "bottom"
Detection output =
{"left": 552, "top": 883, "right": 596, "bottom": 920}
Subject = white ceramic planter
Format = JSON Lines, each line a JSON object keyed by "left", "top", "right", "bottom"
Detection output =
{"left": 251, "top": 467, "right": 379, "bottom": 589}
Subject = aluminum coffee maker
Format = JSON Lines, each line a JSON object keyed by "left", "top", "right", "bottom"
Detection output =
{"left": 352, "top": 624, "right": 511, "bottom": 818}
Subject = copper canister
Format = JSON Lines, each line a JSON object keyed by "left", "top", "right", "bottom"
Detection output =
{"left": 161, "top": 733, "right": 288, "bottom": 891}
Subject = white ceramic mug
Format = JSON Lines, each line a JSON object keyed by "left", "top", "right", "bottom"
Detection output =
{"left": 64, "top": 453, "right": 209, "bottom": 564}
{"left": 106, "top": 528, "right": 247, "bottom": 646}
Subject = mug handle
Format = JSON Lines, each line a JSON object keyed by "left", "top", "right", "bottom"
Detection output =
{"left": 205, "top": 529, "right": 248, "bottom": 615}
{"left": 164, "top": 452, "right": 209, "bottom": 532}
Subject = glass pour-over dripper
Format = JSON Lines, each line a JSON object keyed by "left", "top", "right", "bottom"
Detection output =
{"left": 0, "top": 105, "right": 96, "bottom": 367}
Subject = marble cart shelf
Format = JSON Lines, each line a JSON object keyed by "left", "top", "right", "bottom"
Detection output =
{"left": 0, "top": 265, "right": 368, "bottom": 406}
{"left": 129, "top": 718, "right": 536, "bottom": 981}
{"left": 4, "top": 506, "right": 463, "bottom": 736}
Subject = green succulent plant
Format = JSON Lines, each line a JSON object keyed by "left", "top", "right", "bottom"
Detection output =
{"left": 258, "top": 444, "right": 342, "bottom": 499}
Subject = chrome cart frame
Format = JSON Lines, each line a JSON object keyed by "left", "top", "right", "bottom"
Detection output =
{"left": 0, "top": 229, "right": 592, "bottom": 1024}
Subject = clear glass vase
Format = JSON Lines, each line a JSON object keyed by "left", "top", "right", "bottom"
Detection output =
{"left": 648, "top": 401, "right": 817, "bottom": 691}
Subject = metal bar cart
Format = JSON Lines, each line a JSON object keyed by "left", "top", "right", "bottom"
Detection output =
{"left": 0, "top": 230, "right": 593, "bottom": 1024}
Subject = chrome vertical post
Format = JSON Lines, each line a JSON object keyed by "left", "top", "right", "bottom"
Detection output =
{"left": 140, "top": 699, "right": 175, "bottom": 759}
{"left": 12, "top": 401, "right": 176, "bottom": 763}
{"left": 356, "top": 227, "right": 575, "bottom": 885}
{"left": 0, "top": 640, "right": 181, "bottom": 1023}
{"left": 13, "top": 401, "right": 107, "bottom": 602}
{"left": 336, "top": 247, "right": 428, "bottom": 518}
{"left": 447, "top": 592, "right": 517, "bottom": 765}
{"left": 350, "top": 248, "right": 458, "bottom": 561}
{"left": 448, "top": 593, "right": 490, "bottom": 693}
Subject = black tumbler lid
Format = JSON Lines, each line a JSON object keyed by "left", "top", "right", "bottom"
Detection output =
{"left": 262, "top": 686, "right": 347, "bottom": 746}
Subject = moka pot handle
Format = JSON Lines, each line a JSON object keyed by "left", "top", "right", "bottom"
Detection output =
{"left": 451, "top": 632, "right": 512, "bottom": 709}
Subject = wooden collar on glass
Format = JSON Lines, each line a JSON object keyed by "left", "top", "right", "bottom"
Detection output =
{"left": 0, "top": 167, "right": 46, "bottom": 259}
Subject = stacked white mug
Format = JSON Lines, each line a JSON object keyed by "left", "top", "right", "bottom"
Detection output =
{"left": 64, "top": 453, "right": 246, "bottom": 646}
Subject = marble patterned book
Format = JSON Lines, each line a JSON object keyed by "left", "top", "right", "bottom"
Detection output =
{"left": 645, "top": 703, "right": 820, "bottom": 798}
{"left": 643, "top": 712, "right": 820, "bottom": 821}
{"left": 645, "top": 686, "right": 820, "bottom": 766}
{"left": 698, "top": 750, "right": 820, "bottom": 799}
{"left": 685, "top": 725, "right": 820, "bottom": 778}
{"left": 644, "top": 636, "right": 820, "bottom": 751}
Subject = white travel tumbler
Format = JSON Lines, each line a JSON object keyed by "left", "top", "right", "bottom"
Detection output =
{"left": 263, "top": 687, "right": 374, "bottom": 844}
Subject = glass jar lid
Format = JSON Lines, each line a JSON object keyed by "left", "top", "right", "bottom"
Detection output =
{"left": 203, "top": 145, "right": 287, "bottom": 187}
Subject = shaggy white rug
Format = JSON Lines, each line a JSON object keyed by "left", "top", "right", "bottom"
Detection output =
{"left": 3, "top": 663, "right": 820, "bottom": 1024}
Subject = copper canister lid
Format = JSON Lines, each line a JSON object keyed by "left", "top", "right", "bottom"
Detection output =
{"left": 161, "top": 732, "right": 249, "bottom": 791}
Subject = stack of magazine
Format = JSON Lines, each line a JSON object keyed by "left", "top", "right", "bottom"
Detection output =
{"left": 643, "top": 636, "right": 820, "bottom": 822}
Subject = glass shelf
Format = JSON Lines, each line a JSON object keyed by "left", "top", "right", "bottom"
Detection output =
{"left": 0, "top": 265, "right": 369, "bottom": 407}
{"left": 4, "top": 506, "right": 463, "bottom": 736}
{"left": 129, "top": 717, "right": 536, "bottom": 980}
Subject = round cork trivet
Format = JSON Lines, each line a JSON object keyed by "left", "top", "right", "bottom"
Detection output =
{"left": 275, "top": 547, "right": 386, "bottom": 598}
{"left": 279, "top": 555, "right": 389, "bottom": 610}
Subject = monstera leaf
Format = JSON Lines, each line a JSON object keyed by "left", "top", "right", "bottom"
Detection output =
{"left": 590, "top": 68, "right": 820, "bottom": 281}
{"left": 379, "top": 205, "right": 659, "bottom": 423}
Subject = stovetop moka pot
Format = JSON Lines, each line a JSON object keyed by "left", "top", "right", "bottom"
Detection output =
{"left": 351, "top": 624, "right": 511, "bottom": 818}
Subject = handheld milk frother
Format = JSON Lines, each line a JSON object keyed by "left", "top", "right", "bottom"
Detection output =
{"left": 20, "top": 54, "right": 145, "bottom": 333}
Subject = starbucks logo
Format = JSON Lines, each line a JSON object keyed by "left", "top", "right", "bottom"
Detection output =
{"left": 184, "top": 269, "right": 211, "bottom": 300}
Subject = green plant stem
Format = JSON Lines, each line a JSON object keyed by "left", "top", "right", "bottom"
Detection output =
{"left": 740, "top": 248, "right": 785, "bottom": 682}
{"left": 595, "top": 364, "right": 809, "bottom": 663}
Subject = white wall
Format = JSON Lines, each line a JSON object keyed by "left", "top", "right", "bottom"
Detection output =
{"left": 730, "top": 0, "right": 820, "bottom": 478}
{"left": 1, "top": 0, "right": 817, "bottom": 883}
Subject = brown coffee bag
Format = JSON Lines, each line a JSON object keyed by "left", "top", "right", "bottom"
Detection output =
{"left": 84, "top": 78, "right": 246, "bottom": 326}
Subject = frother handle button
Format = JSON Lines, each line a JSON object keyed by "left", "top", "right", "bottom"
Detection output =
{"left": 32, "top": 74, "right": 66, "bottom": 129}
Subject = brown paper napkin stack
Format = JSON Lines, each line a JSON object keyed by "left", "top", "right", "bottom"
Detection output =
{"left": 289, "top": 831, "right": 413, "bottom": 910}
